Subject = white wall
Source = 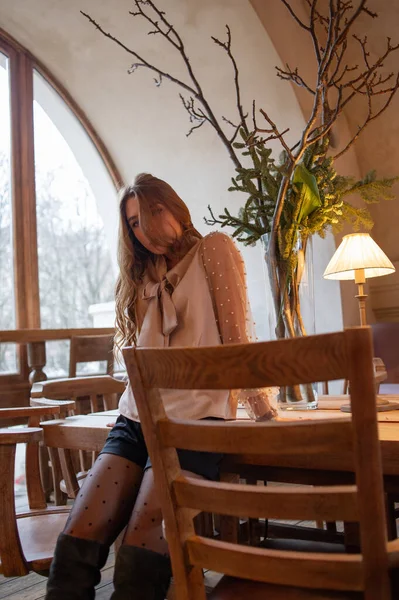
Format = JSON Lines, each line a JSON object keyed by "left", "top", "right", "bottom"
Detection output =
{"left": 1, "top": 0, "right": 343, "bottom": 337}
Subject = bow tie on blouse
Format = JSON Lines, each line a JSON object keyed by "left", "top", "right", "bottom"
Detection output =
{"left": 142, "top": 275, "right": 178, "bottom": 338}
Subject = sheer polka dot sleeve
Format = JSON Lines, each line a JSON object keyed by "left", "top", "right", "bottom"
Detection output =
{"left": 200, "top": 232, "right": 251, "bottom": 345}
{"left": 200, "top": 232, "right": 277, "bottom": 421}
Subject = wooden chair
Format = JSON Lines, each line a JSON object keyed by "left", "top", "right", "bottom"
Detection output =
{"left": 30, "top": 337, "right": 115, "bottom": 492}
{"left": 36, "top": 376, "right": 126, "bottom": 499}
{"left": 123, "top": 328, "right": 399, "bottom": 600}
{"left": 32, "top": 374, "right": 124, "bottom": 413}
{"left": 69, "top": 334, "right": 114, "bottom": 378}
{"left": 33, "top": 374, "right": 125, "bottom": 410}
{"left": 0, "top": 406, "right": 71, "bottom": 577}
{"left": 65, "top": 335, "right": 115, "bottom": 417}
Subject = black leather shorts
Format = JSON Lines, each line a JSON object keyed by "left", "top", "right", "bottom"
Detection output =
{"left": 100, "top": 414, "right": 223, "bottom": 481}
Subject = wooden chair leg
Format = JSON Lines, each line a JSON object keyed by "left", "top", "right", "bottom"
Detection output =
{"left": 246, "top": 477, "right": 262, "bottom": 545}
{"left": 89, "top": 394, "right": 99, "bottom": 413}
{"left": 218, "top": 472, "right": 240, "bottom": 543}
{"left": 219, "top": 514, "right": 239, "bottom": 544}
{"left": 58, "top": 448, "right": 80, "bottom": 499}
{"left": 39, "top": 443, "right": 53, "bottom": 502}
{"left": 385, "top": 494, "right": 398, "bottom": 540}
{"left": 343, "top": 522, "right": 360, "bottom": 552}
{"left": 47, "top": 447, "right": 68, "bottom": 506}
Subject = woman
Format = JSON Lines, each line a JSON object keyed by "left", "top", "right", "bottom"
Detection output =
{"left": 46, "top": 173, "right": 275, "bottom": 600}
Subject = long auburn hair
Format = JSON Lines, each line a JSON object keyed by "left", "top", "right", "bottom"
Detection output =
{"left": 115, "top": 173, "right": 202, "bottom": 352}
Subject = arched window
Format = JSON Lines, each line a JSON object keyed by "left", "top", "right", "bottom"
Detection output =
{"left": 0, "top": 31, "right": 122, "bottom": 380}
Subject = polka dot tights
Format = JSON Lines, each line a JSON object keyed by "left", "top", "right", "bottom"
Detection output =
{"left": 63, "top": 453, "right": 143, "bottom": 547}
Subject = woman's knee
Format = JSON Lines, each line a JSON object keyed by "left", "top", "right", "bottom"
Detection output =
{"left": 121, "top": 469, "right": 168, "bottom": 555}
{"left": 64, "top": 453, "right": 143, "bottom": 544}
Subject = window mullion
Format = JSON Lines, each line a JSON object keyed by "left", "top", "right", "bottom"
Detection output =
{"left": 10, "top": 49, "right": 40, "bottom": 331}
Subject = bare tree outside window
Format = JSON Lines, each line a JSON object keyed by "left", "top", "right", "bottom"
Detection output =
{"left": 0, "top": 151, "right": 17, "bottom": 373}
{"left": 0, "top": 53, "right": 18, "bottom": 375}
{"left": 35, "top": 166, "right": 115, "bottom": 376}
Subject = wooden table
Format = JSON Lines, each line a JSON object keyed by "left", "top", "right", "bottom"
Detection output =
{"left": 233, "top": 395, "right": 399, "bottom": 481}
{"left": 40, "top": 395, "right": 399, "bottom": 477}
{"left": 39, "top": 395, "right": 399, "bottom": 545}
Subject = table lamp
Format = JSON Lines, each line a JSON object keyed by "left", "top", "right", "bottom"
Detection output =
{"left": 323, "top": 233, "right": 395, "bottom": 326}
{"left": 324, "top": 233, "right": 396, "bottom": 411}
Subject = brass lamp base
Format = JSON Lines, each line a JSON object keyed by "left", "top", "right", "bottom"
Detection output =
{"left": 341, "top": 398, "right": 399, "bottom": 413}
{"left": 355, "top": 268, "right": 368, "bottom": 327}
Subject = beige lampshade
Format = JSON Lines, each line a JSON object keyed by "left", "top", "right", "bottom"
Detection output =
{"left": 323, "top": 233, "right": 395, "bottom": 281}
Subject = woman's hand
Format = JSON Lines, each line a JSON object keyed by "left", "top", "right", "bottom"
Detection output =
{"left": 237, "top": 387, "right": 279, "bottom": 421}
{"left": 106, "top": 421, "right": 116, "bottom": 428}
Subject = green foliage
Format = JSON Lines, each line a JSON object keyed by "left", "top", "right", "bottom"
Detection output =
{"left": 206, "top": 135, "right": 398, "bottom": 248}
{"left": 292, "top": 164, "right": 322, "bottom": 223}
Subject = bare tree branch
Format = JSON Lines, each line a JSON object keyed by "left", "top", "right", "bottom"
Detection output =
{"left": 334, "top": 73, "right": 399, "bottom": 158}
{"left": 222, "top": 116, "right": 244, "bottom": 144}
{"left": 250, "top": 103, "right": 294, "bottom": 161}
{"left": 212, "top": 25, "right": 249, "bottom": 135}
{"left": 276, "top": 64, "right": 315, "bottom": 94}
{"left": 81, "top": 5, "right": 244, "bottom": 170}
{"left": 129, "top": 0, "right": 181, "bottom": 50}
{"left": 280, "top": 0, "right": 310, "bottom": 32}
{"left": 80, "top": 11, "right": 197, "bottom": 97}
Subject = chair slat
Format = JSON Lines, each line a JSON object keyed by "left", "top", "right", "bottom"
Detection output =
{"left": 0, "top": 406, "right": 61, "bottom": 418}
{"left": 173, "top": 477, "right": 359, "bottom": 522}
{"left": 69, "top": 334, "right": 114, "bottom": 378}
{"left": 135, "top": 332, "right": 348, "bottom": 390}
{"left": 30, "top": 398, "right": 76, "bottom": 417}
{"left": 71, "top": 334, "right": 114, "bottom": 364}
{"left": 41, "top": 419, "right": 108, "bottom": 453}
{"left": 187, "top": 537, "right": 363, "bottom": 592}
{"left": 37, "top": 375, "right": 125, "bottom": 399}
{"left": 158, "top": 418, "right": 353, "bottom": 457}
{"left": 0, "top": 428, "right": 43, "bottom": 445}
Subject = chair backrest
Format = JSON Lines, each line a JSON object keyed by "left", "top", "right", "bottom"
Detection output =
{"left": 123, "top": 328, "right": 390, "bottom": 600}
{"left": 69, "top": 334, "right": 114, "bottom": 378}
{"left": 36, "top": 375, "right": 125, "bottom": 412}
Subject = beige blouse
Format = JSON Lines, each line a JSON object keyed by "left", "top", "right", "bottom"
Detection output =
{"left": 118, "top": 231, "right": 256, "bottom": 422}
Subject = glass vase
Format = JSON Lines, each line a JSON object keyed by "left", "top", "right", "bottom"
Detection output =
{"left": 261, "top": 231, "right": 318, "bottom": 410}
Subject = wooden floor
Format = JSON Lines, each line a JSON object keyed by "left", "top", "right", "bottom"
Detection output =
{"left": 1, "top": 483, "right": 342, "bottom": 598}
{"left": 0, "top": 548, "right": 116, "bottom": 600}
{"left": 0, "top": 547, "right": 224, "bottom": 599}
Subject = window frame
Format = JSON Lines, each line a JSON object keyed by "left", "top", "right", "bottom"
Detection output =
{"left": 0, "top": 28, "right": 123, "bottom": 383}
